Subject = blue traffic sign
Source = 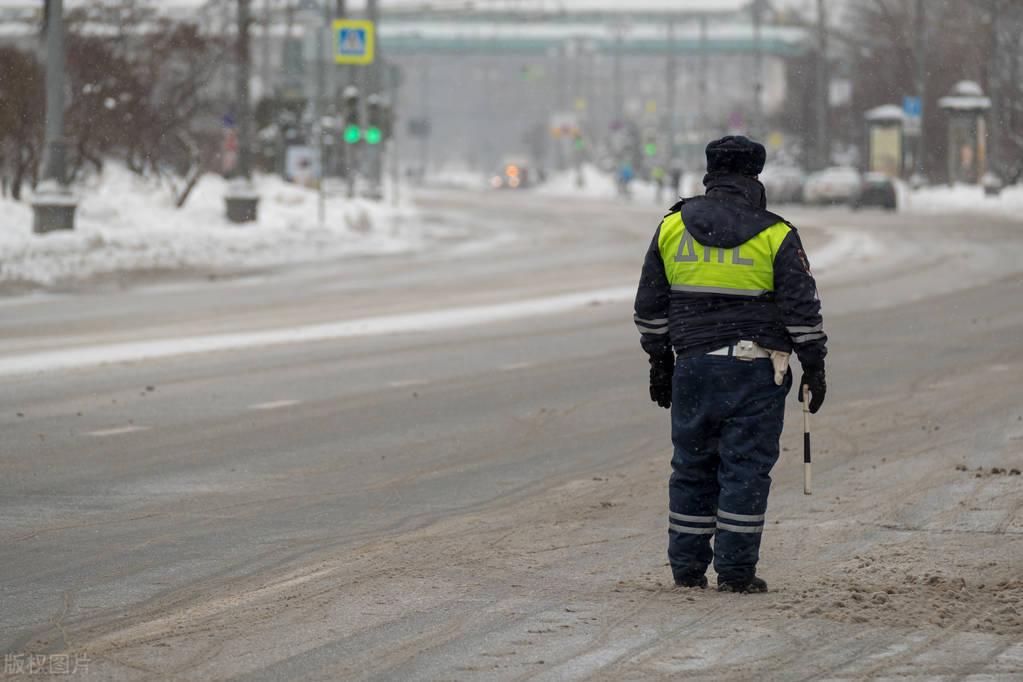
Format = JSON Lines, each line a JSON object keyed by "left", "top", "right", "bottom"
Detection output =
{"left": 334, "top": 20, "right": 374, "bottom": 65}
{"left": 903, "top": 96, "right": 922, "bottom": 118}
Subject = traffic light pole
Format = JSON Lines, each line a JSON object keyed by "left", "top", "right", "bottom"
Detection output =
{"left": 813, "top": 0, "right": 829, "bottom": 171}
{"left": 315, "top": 0, "right": 328, "bottom": 225}
{"left": 365, "top": 0, "right": 383, "bottom": 198}
{"left": 665, "top": 18, "right": 677, "bottom": 169}
{"left": 752, "top": 0, "right": 764, "bottom": 139}
{"left": 912, "top": 0, "right": 927, "bottom": 184}
{"left": 225, "top": 0, "right": 260, "bottom": 223}
{"left": 32, "top": 0, "right": 78, "bottom": 234}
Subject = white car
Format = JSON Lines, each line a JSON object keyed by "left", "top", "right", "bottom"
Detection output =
{"left": 760, "top": 165, "right": 806, "bottom": 204}
{"left": 802, "top": 166, "right": 862, "bottom": 205}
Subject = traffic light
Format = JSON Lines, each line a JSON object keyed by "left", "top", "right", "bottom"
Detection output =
{"left": 365, "top": 93, "right": 392, "bottom": 146}
{"left": 342, "top": 85, "right": 360, "bottom": 145}
{"left": 643, "top": 128, "right": 659, "bottom": 157}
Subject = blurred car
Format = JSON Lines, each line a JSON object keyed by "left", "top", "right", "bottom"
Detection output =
{"left": 802, "top": 166, "right": 862, "bottom": 205}
{"left": 490, "top": 158, "right": 533, "bottom": 190}
{"left": 760, "top": 165, "right": 806, "bottom": 204}
{"left": 852, "top": 172, "right": 897, "bottom": 211}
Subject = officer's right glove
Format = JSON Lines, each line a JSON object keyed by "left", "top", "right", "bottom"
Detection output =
{"left": 649, "top": 352, "right": 674, "bottom": 410}
{"left": 798, "top": 363, "right": 826, "bottom": 414}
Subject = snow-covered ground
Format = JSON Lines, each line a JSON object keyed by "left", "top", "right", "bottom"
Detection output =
{"left": 0, "top": 167, "right": 423, "bottom": 288}
{"left": 901, "top": 182, "right": 1023, "bottom": 221}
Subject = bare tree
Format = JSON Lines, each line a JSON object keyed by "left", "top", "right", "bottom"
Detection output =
{"left": 0, "top": 47, "right": 44, "bottom": 200}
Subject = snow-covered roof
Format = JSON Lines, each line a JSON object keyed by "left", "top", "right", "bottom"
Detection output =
{"left": 864, "top": 104, "right": 906, "bottom": 122}
{"left": 938, "top": 95, "right": 992, "bottom": 111}
{"left": 951, "top": 80, "right": 983, "bottom": 97}
{"left": 938, "top": 80, "right": 991, "bottom": 111}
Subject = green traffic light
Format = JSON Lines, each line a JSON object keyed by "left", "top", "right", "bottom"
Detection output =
{"left": 365, "top": 126, "right": 383, "bottom": 145}
{"left": 644, "top": 142, "right": 658, "bottom": 157}
{"left": 573, "top": 138, "right": 585, "bottom": 151}
{"left": 343, "top": 124, "right": 361, "bottom": 144}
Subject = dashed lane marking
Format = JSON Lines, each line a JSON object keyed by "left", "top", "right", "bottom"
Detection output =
{"left": 87, "top": 425, "right": 150, "bottom": 437}
{"left": 387, "top": 379, "right": 429, "bottom": 388}
{"left": 499, "top": 362, "right": 535, "bottom": 371}
{"left": 248, "top": 400, "right": 302, "bottom": 411}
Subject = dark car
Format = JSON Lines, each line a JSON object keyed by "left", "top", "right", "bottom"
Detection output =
{"left": 852, "top": 173, "right": 897, "bottom": 211}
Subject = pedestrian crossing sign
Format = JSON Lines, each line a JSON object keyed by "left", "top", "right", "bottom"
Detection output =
{"left": 333, "top": 20, "right": 374, "bottom": 65}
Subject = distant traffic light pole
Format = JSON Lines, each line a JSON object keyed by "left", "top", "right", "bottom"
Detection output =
{"left": 32, "top": 0, "right": 78, "bottom": 234}
{"left": 752, "top": 0, "right": 764, "bottom": 139}
{"left": 342, "top": 85, "right": 360, "bottom": 198}
{"left": 365, "top": 0, "right": 383, "bottom": 198}
{"left": 665, "top": 18, "right": 677, "bottom": 170}
{"left": 225, "top": 0, "right": 260, "bottom": 223}
{"left": 813, "top": 0, "right": 829, "bottom": 171}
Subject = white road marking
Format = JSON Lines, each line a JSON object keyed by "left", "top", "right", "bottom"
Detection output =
{"left": 499, "top": 362, "right": 535, "bottom": 371}
{"left": 388, "top": 380, "right": 429, "bottom": 388}
{"left": 87, "top": 425, "right": 150, "bottom": 437}
{"left": 248, "top": 400, "right": 301, "bottom": 411}
{"left": 0, "top": 286, "right": 634, "bottom": 378}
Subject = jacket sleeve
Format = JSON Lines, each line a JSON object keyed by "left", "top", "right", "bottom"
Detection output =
{"left": 634, "top": 225, "right": 673, "bottom": 359}
{"left": 774, "top": 227, "right": 827, "bottom": 368}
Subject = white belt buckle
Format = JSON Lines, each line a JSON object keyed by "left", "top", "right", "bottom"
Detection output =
{"left": 734, "top": 340, "right": 758, "bottom": 361}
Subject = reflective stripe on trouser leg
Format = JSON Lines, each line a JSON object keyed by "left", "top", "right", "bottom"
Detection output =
{"left": 667, "top": 359, "right": 720, "bottom": 577}
{"left": 712, "top": 363, "right": 790, "bottom": 584}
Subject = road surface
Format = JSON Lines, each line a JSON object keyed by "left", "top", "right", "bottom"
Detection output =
{"left": 2, "top": 190, "right": 1022, "bottom": 680}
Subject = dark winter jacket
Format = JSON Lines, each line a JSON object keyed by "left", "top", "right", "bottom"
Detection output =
{"left": 633, "top": 172, "right": 827, "bottom": 369}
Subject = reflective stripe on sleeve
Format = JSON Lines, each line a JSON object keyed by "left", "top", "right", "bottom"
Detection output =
{"left": 787, "top": 323, "right": 823, "bottom": 334}
{"left": 634, "top": 315, "right": 669, "bottom": 326}
{"left": 792, "top": 331, "right": 826, "bottom": 344}
{"left": 636, "top": 324, "right": 669, "bottom": 335}
{"left": 671, "top": 284, "right": 768, "bottom": 297}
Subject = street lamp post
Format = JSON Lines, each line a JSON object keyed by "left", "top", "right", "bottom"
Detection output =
{"left": 32, "top": 0, "right": 78, "bottom": 234}
{"left": 225, "top": 0, "right": 261, "bottom": 223}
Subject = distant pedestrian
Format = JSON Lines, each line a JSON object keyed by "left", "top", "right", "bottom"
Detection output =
{"left": 633, "top": 136, "right": 828, "bottom": 593}
{"left": 669, "top": 163, "right": 683, "bottom": 197}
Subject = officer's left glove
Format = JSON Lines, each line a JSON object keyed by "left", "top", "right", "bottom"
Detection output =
{"left": 649, "top": 352, "right": 674, "bottom": 409}
{"left": 798, "top": 363, "right": 826, "bottom": 414}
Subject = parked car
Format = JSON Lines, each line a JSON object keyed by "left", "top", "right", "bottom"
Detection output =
{"left": 802, "top": 166, "right": 862, "bottom": 205}
{"left": 760, "top": 164, "right": 806, "bottom": 204}
{"left": 852, "top": 172, "right": 897, "bottom": 211}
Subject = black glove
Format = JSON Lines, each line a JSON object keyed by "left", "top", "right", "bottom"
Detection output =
{"left": 798, "top": 363, "right": 826, "bottom": 414}
{"left": 649, "top": 352, "right": 674, "bottom": 409}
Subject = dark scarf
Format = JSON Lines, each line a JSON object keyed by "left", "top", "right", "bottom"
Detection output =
{"left": 703, "top": 172, "right": 767, "bottom": 210}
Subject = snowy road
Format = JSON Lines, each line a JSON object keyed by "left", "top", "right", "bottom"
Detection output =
{"left": 2, "top": 190, "right": 1022, "bottom": 680}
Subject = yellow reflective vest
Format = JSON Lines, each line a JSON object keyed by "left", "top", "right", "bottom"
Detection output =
{"left": 657, "top": 211, "right": 793, "bottom": 298}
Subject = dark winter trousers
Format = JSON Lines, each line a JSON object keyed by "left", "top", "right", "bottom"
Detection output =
{"left": 667, "top": 354, "right": 791, "bottom": 584}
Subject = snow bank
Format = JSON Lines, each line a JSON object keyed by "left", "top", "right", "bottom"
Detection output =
{"left": 425, "top": 167, "right": 489, "bottom": 190}
{"left": 0, "top": 166, "right": 420, "bottom": 287}
{"left": 903, "top": 183, "right": 1023, "bottom": 222}
{"left": 535, "top": 164, "right": 702, "bottom": 205}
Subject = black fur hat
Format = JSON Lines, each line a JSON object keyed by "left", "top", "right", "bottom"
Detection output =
{"left": 705, "top": 135, "right": 767, "bottom": 177}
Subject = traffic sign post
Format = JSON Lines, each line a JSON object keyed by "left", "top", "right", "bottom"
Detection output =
{"left": 903, "top": 96, "right": 922, "bottom": 136}
{"left": 333, "top": 20, "right": 375, "bottom": 65}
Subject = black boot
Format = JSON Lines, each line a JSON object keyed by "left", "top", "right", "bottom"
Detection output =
{"left": 673, "top": 572, "right": 708, "bottom": 589}
{"left": 717, "top": 576, "right": 768, "bottom": 593}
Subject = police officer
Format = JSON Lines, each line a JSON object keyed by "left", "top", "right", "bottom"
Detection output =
{"left": 633, "top": 136, "right": 827, "bottom": 593}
